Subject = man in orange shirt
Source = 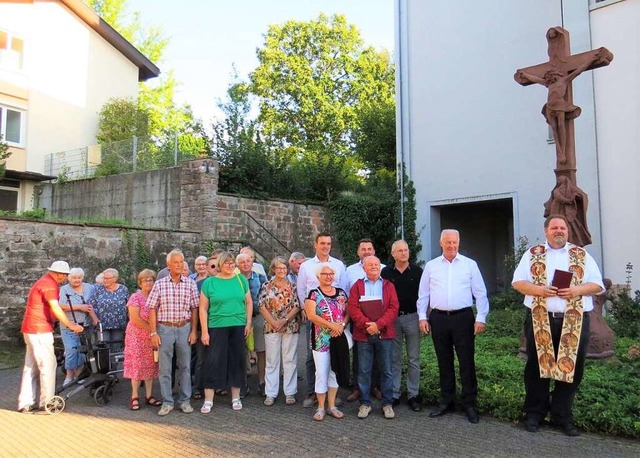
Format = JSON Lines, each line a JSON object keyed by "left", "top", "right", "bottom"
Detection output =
{"left": 18, "top": 261, "right": 84, "bottom": 413}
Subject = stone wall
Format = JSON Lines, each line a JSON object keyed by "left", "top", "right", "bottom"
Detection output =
{"left": 0, "top": 218, "right": 201, "bottom": 343}
{"left": 35, "top": 159, "right": 334, "bottom": 260}
{"left": 37, "top": 159, "right": 218, "bottom": 236}
{"left": 215, "top": 194, "right": 336, "bottom": 258}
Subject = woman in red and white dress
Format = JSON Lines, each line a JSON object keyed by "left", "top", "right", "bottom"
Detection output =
{"left": 123, "top": 269, "right": 161, "bottom": 411}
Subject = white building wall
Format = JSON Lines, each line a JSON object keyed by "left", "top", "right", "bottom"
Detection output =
{"left": 0, "top": 2, "right": 139, "bottom": 174}
{"left": 590, "top": 0, "right": 640, "bottom": 290}
{"left": 397, "top": 0, "right": 606, "bottom": 272}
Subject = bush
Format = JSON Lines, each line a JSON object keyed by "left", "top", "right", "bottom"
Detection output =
{"left": 485, "top": 308, "right": 525, "bottom": 338}
{"left": 326, "top": 179, "right": 398, "bottom": 265}
{"left": 609, "top": 263, "right": 640, "bottom": 338}
{"left": 418, "top": 330, "right": 640, "bottom": 437}
{"left": 489, "top": 236, "right": 528, "bottom": 310}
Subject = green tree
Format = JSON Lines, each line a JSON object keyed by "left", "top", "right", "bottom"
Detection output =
{"left": 249, "top": 13, "right": 395, "bottom": 159}
{"left": 96, "top": 97, "right": 149, "bottom": 144}
{"left": 85, "top": 0, "right": 202, "bottom": 143}
{"left": 354, "top": 100, "right": 396, "bottom": 171}
{"left": 87, "top": 0, "right": 210, "bottom": 175}
{"left": 0, "top": 134, "right": 10, "bottom": 178}
{"left": 213, "top": 79, "right": 279, "bottom": 197}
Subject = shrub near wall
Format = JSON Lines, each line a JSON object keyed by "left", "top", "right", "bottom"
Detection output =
{"left": 415, "top": 308, "right": 640, "bottom": 437}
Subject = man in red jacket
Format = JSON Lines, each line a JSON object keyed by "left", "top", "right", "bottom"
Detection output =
{"left": 348, "top": 256, "right": 399, "bottom": 420}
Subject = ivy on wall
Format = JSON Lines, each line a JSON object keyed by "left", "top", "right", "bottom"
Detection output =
{"left": 327, "top": 169, "right": 422, "bottom": 266}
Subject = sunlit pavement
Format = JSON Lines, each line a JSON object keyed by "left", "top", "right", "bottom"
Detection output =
{"left": 1, "top": 339, "right": 639, "bottom": 458}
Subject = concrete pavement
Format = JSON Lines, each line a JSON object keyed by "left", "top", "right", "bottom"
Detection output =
{"left": 1, "top": 340, "right": 638, "bottom": 457}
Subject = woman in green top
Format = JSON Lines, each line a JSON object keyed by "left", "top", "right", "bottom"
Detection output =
{"left": 199, "top": 251, "right": 252, "bottom": 413}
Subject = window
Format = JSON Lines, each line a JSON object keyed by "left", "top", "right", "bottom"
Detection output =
{"left": 0, "top": 29, "right": 24, "bottom": 70}
{"left": 0, "top": 106, "right": 24, "bottom": 146}
{"left": 0, "top": 178, "right": 19, "bottom": 211}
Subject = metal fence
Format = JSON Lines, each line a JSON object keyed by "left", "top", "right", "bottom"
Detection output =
{"left": 44, "top": 136, "right": 207, "bottom": 181}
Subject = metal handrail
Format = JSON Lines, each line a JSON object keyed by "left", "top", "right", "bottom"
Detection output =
{"left": 214, "top": 209, "right": 292, "bottom": 261}
{"left": 238, "top": 210, "right": 291, "bottom": 254}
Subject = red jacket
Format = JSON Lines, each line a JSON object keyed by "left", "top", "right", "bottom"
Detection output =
{"left": 348, "top": 278, "right": 399, "bottom": 341}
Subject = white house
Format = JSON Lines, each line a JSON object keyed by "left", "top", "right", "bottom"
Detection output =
{"left": 395, "top": 0, "right": 639, "bottom": 291}
{"left": 0, "top": 0, "right": 159, "bottom": 212}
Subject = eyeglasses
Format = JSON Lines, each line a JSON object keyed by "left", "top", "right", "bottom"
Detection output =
{"left": 273, "top": 266, "right": 288, "bottom": 271}
{"left": 319, "top": 272, "right": 335, "bottom": 277}
{"left": 223, "top": 261, "right": 235, "bottom": 266}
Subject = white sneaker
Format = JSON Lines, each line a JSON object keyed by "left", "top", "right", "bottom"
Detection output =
{"left": 158, "top": 404, "right": 174, "bottom": 416}
{"left": 180, "top": 402, "right": 193, "bottom": 414}
{"left": 383, "top": 405, "right": 395, "bottom": 419}
{"left": 357, "top": 404, "right": 372, "bottom": 419}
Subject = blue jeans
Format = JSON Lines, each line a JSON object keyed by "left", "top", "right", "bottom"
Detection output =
{"left": 357, "top": 336, "right": 393, "bottom": 406}
{"left": 157, "top": 323, "right": 192, "bottom": 405}
{"left": 61, "top": 327, "right": 85, "bottom": 370}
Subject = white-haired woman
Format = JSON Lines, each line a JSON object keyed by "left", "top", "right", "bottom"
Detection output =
{"left": 305, "top": 262, "right": 350, "bottom": 421}
{"left": 89, "top": 268, "right": 129, "bottom": 342}
{"left": 190, "top": 256, "right": 208, "bottom": 282}
{"left": 259, "top": 256, "right": 301, "bottom": 406}
{"left": 59, "top": 267, "right": 98, "bottom": 385}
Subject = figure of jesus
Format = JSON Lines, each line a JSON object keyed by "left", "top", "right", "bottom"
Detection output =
{"left": 516, "top": 48, "right": 606, "bottom": 165}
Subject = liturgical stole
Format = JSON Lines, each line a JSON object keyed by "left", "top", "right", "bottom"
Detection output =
{"left": 528, "top": 243, "right": 586, "bottom": 383}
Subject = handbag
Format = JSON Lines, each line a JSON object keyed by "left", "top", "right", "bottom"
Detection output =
{"left": 246, "top": 328, "right": 255, "bottom": 351}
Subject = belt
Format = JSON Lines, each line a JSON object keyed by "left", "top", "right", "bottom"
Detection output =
{"left": 398, "top": 311, "right": 416, "bottom": 316}
{"left": 526, "top": 309, "right": 567, "bottom": 319}
{"left": 430, "top": 307, "right": 472, "bottom": 316}
{"left": 158, "top": 319, "right": 189, "bottom": 327}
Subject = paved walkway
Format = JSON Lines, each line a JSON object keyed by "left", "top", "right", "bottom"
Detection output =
{"left": 1, "top": 340, "right": 638, "bottom": 458}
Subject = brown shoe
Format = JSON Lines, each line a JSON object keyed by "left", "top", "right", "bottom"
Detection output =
{"left": 372, "top": 387, "right": 382, "bottom": 400}
{"left": 346, "top": 388, "right": 361, "bottom": 402}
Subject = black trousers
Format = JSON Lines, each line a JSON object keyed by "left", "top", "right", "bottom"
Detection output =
{"left": 523, "top": 311, "right": 590, "bottom": 424}
{"left": 430, "top": 307, "right": 477, "bottom": 409}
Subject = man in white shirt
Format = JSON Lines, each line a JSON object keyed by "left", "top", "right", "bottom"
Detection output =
{"left": 297, "top": 233, "right": 348, "bottom": 407}
{"left": 417, "top": 229, "right": 489, "bottom": 424}
{"left": 512, "top": 215, "right": 603, "bottom": 436}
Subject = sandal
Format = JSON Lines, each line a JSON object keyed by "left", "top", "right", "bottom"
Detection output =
{"left": 193, "top": 391, "right": 203, "bottom": 400}
{"left": 232, "top": 398, "right": 243, "bottom": 411}
{"left": 327, "top": 407, "right": 344, "bottom": 419}
{"left": 313, "top": 408, "right": 326, "bottom": 421}
{"left": 200, "top": 400, "right": 213, "bottom": 414}
{"left": 145, "top": 396, "right": 162, "bottom": 406}
{"left": 130, "top": 397, "right": 140, "bottom": 411}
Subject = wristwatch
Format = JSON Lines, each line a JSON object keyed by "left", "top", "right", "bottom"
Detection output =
{"left": 340, "top": 322, "right": 346, "bottom": 328}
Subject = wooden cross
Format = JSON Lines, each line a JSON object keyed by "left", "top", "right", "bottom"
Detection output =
{"left": 514, "top": 27, "right": 613, "bottom": 184}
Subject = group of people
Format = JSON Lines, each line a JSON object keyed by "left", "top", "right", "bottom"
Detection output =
{"left": 17, "top": 214, "right": 603, "bottom": 435}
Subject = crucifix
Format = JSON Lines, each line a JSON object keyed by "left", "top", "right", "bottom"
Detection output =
{"left": 514, "top": 27, "right": 613, "bottom": 246}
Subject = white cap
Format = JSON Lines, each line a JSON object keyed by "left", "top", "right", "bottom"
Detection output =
{"left": 48, "top": 260, "right": 71, "bottom": 274}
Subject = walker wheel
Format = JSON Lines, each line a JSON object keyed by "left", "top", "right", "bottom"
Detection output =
{"left": 93, "top": 384, "right": 113, "bottom": 406}
{"left": 44, "top": 396, "right": 65, "bottom": 415}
